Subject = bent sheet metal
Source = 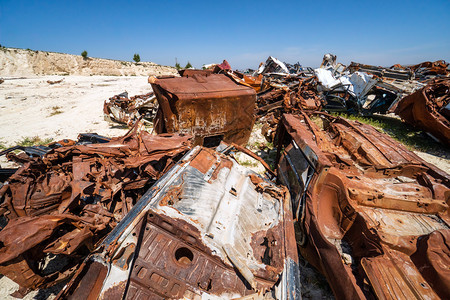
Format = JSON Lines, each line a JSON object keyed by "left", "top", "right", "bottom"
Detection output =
{"left": 0, "top": 126, "right": 191, "bottom": 295}
{"left": 393, "top": 78, "right": 450, "bottom": 146}
{"left": 277, "top": 112, "right": 449, "bottom": 299}
{"left": 58, "top": 146, "right": 300, "bottom": 299}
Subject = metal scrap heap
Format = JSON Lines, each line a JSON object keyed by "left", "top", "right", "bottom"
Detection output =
{"left": 0, "top": 126, "right": 191, "bottom": 295}
{"left": 1, "top": 53, "right": 450, "bottom": 300}
{"left": 103, "top": 92, "right": 158, "bottom": 126}
{"left": 393, "top": 78, "right": 450, "bottom": 146}
{"left": 276, "top": 112, "right": 450, "bottom": 299}
{"left": 58, "top": 146, "right": 300, "bottom": 299}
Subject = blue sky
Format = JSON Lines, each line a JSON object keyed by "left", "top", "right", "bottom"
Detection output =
{"left": 1, "top": 0, "right": 449, "bottom": 69}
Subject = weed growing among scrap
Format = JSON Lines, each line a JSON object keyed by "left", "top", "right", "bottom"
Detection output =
{"left": 17, "top": 136, "right": 53, "bottom": 147}
{"left": 333, "top": 113, "right": 447, "bottom": 155}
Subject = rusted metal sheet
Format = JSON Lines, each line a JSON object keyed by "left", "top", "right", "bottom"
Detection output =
{"left": 103, "top": 91, "right": 157, "bottom": 126}
{"left": 393, "top": 78, "right": 450, "bottom": 146}
{"left": 276, "top": 112, "right": 450, "bottom": 299}
{"left": 179, "top": 69, "right": 213, "bottom": 77}
{"left": 222, "top": 70, "right": 263, "bottom": 93}
{"left": 407, "top": 60, "right": 449, "bottom": 80}
{"left": 58, "top": 146, "right": 300, "bottom": 299}
{"left": 0, "top": 125, "right": 191, "bottom": 295}
{"left": 257, "top": 76, "right": 322, "bottom": 142}
{"left": 149, "top": 74, "right": 256, "bottom": 147}
{"left": 347, "top": 62, "right": 412, "bottom": 81}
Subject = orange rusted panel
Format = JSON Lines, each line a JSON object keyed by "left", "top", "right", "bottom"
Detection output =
{"left": 58, "top": 146, "right": 300, "bottom": 299}
{"left": 394, "top": 78, "right": 450, "bottom": 146}
{"left": 277, "top": 112, "right": 450, "bottom": 299}
{"left": 150, "top": 74, "right": 256, "bottom": 147}
{"left": 0, "top": 125, "right": 191, "bottom": 294}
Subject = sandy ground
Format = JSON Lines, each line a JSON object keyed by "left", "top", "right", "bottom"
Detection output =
{"left": 0, "top": 76, "right": 151, "bottom": 145}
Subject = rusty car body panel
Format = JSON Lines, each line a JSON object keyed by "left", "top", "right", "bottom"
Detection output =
{"left": 276, "top": 112, "right": 450, "bottom": 299}
{"left": 393, "top": 78, "right": 450, "bottom": 146}
{"left": 347, "top": 62, "right": 412, "bottom": 81}
{"left": 256, "top": 75, "right": 322, "bottom": 142}
{"left": 407, "top": 60, "right": 449, "bottom": 80}
{"left": 0, "top": 126, "right": 191, "bottom": 294}
{"left": 58, "top": 146, "right": 300, "bottom": 299}
{"left": 150, "top": 74, "right": 256, "bottom": 147}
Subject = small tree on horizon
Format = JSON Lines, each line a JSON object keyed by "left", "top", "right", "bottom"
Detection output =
{"left": 81, "top": 50, "right": 88, "bottom": 59}
{"left": 175, "top": 62, "right": 181, "bottom": 70}
{"left": 133, "top": 53, "right": 140, "bottom": 63}
{"left": 185, "top": 61, "right": 192, "bottom": 69}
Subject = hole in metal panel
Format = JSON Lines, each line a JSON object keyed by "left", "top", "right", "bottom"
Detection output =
{"left": 175, "top": 247, "right": 194, "bottom": 265}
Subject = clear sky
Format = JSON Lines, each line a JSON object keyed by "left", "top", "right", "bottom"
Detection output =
{"left": 1, "top": 0, "right": 449, "bottom": 69}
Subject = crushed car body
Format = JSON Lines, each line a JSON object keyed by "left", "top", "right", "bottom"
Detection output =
{"left": 314, "top": 54, "right": 428, "bottom": 115}
{"left": 0, "top": 126, "right": 191, "bottom": 295}
{"left": 393, "top": 78, "right": 450, "bottom": 146}
{"left": 149, "top": 74, "right": 256, "bottom": 147}
{"left": 103, "top": 91, "right": 158, "bottom": 126}
{"left": 57, "top": 145, "right": 300, "bottom": 299}
{"left": 276, "top": 112, "right": 450, "bottom": 299}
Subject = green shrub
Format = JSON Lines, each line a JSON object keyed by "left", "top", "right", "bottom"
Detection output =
{"left": 185, "top": 61, "right": 192, "bottom": 69}
{"left": 81, "top": 50, "right": 88, "bottom": 58}
{"left": 133, "top": 53, "right": 140, "bottom": 62}
{"left": 175, "top": 62, "right": 181, "bottom": 70}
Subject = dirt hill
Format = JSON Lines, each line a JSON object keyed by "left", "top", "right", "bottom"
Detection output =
{"left": 0, "top": 47, "right": 177, "bottom": 76}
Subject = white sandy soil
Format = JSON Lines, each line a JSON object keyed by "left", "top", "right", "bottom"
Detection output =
{"left": 0, "top": 76, "right": 151, "bottom": 145}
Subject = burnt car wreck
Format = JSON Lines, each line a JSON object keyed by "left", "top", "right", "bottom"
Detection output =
{"left": 58, "top": 146, "right": 300, "bottom": 299}
{"left": 393, "top": 78, "right": 450, "bottom": 146}
{"left": 277, "top": 112, "right": 449, "bottom": 299}
{"left": 0, "top": 126, "right": 191, "bottom": 296}
{"left": 104, "top": 92, "right": 158, "bottom": 126}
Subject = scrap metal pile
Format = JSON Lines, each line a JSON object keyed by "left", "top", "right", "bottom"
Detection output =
{"left": 0, "top": 54, "right": 449, "bottom": 299}
{"left": 277, "top": 112, "right": 449, "bottom": 299}
{"left": 0, "top": 126, "right": 191, "bottom": 295}
{"left": 58, "top": 145, "right": 299, "bottom": 299}
{"left": 104, "top": 91, "right": 158, "bottom": 126}
{"left": 251, "top": 55, "right": 450, "bottom": 144}
{"left": 102, "top": 55, "right": 449, "bottom": 147}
